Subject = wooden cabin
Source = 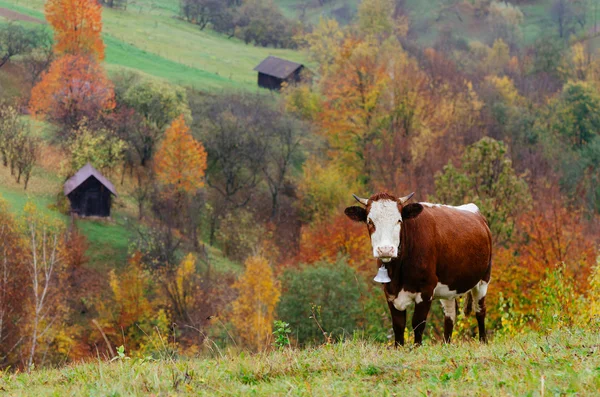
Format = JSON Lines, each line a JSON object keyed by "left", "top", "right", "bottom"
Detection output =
{"left": 253, "top": 56, "right": 306, "bottom": 90}
{"left": 64, "top": 163, "right": 117, "bottom": 218}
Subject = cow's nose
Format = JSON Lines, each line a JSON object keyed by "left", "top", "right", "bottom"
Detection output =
{"left": 377, "top": 246, "right": 395, "bottom": 258}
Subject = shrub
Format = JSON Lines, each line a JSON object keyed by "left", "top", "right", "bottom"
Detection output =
{"left": 277, "top": 259, "right": 366, "bottom": 345}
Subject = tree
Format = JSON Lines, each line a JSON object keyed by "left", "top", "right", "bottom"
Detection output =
{"left": 318, "top": 35, "right": 389, "bottom": 183}
{"left": 64, "top": 121, "right": 127, "bottom": 176}
{"left": 22, "top": 202, "right": 66, "bottom": 370}
{"left": 553, "top": 81, "right": 600, "bottom": 148}
{"left": 296, "top": 158, "right": 361, "bottom": 223}
{"left": 301, "top": 17, "right": 344, "bottom": 72}
{"left": 122, "top": 78, "right": 190, "bottom": 132}
{"left": 0, "top": 105, "right": 23, "bottom": 169}
{"left": 154, "top": 115, "right": 207, "bottom": 197}
{"left": 29, "top": 55, "right": 115, "bottom": 129}
{"left": 194, "top": 93, "right": 271, "bottom": 208}
{"left": 180, "top": 0, "right": 225, "bottom": 30}
{"left": 0, "top": 197, "right": 28, "bottom": 368}
{"left": 357, "top": 0, "right": 401, "bottom": 37}
{"left": 294, "top": 213, "right": 371, "bottom": 273}
{"left": 0, "top": 105, "right": 39, "bottom": 189}
{"left": 230, "top": 255, "right": 280, "bottom": 350}
{"left": 0, "top": 24, "right": 49, "bottom": 69}
{"left": 434, "top": 137, "right": 531, "bottom": 245}
{"left": 12, "top": 132, "right": 39, "bottom": 190}
{"left": 261, "top": 115, "right": 306, "bottom": 220}
{"left": 45, "top": 0, "right": 105, "bottom": 60}
{"left": 486, "top": 1, "right": 523, "bottom": 48}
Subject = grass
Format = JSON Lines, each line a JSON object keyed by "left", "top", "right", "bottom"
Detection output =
{"left": 1, "top": 328, "right": 599, "bottom": 395}
{"left": 0, "top": 0, "right": 310, "bottom": 91}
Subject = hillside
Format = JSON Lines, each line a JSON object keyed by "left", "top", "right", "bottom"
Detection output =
{"left": 1, "top": 329, "right": 599, "bottom": 396}
{"left": 0, "top": 0, "right": 309, "bottom": 91}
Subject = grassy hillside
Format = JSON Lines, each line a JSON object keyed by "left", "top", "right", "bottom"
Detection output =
{"left": 277, "top": 0, "right": 560, "bottom": 47}
{"left": 1, "top": 328, "right": 598, "bottom": 395}
{"left": 0, "top": 0, "right": 309, "bottom": 91}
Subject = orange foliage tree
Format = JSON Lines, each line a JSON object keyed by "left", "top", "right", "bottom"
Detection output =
{"left": 293, "top": 213, "right": 372, "bottom": 274}
{"left": 29, "top": 54, "right": 115, "bottom": 128}
{"left": 154, "top": 115, "right": 207, "bottom": 197}
{"left": 45, "top": 0, "right": 105, "bottom": 60}
{"left": 230, "top": 255, "right": 280, "bottom": 350}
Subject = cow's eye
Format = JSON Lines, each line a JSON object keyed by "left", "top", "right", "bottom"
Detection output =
{"left": 367, "top": 219, "right": 374, "bottom": 226}
{"left": 398, "top": 219, "right": 402, "bottom": 224}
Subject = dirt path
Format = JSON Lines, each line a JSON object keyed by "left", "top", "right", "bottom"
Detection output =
{"left": 0, "top": 7, "right": 44, "bottom": 24}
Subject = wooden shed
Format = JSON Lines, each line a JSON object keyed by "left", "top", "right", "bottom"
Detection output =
{"left": 253, "top": 56, "right": 306, "bottom": 90}
{"left": 64, "top": 163, "right": 117, "bottom": 218}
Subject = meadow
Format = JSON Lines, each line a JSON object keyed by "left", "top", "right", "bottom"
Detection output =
{"left": 1, "top": 328, "right": 599, "bottom": 396}
{"left": 0, "top": 0, "right": 309, "bottom": 90}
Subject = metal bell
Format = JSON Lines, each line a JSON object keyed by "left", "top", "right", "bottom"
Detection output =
{"left": 374, "top": 265, "right": 391, "bottom": 283}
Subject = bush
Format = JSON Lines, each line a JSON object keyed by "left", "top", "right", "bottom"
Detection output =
{"left": 277, "top": 259, "right": 366, "bottom": 345}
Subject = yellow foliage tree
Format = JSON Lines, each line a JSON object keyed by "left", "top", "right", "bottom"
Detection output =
{"left": 231, "top": 256, "right": 280, "bottom": 350}
{"left": 587, "top": 256, "right": 600, "bottom": 322}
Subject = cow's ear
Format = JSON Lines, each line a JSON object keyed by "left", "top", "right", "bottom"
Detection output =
{"left": 344, "top": 206, "right": 367, "bottom": 223}
{"left": 402, "top": 203, "right": 423, "bottom": 220}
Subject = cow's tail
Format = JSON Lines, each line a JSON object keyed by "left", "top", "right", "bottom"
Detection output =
{"left": 464, "top": 292, "right": 473, "bottom": 316}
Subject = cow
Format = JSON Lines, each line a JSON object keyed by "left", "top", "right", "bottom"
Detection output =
{"left": 344, "top": 192, "right": 492, "bottom": 345}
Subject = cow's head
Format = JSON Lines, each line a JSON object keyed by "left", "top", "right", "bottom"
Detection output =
{"left": 344, "top": 192, "right": 423, "bottom": 262}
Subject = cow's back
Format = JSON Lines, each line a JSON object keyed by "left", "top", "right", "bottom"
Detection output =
{"left": 401, "top": 203, "right": 492, "bottom": 295}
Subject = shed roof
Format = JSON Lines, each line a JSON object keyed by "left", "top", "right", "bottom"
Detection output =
{"left": 253, "top": 56, "right": 303, "bottom": 79}
{"left": 64, "top": 163, "right": 118, "bottom": 197}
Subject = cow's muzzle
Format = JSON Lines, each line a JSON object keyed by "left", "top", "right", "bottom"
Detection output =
{"left": 376, "top": 246, "right": 396, "bottom": 262}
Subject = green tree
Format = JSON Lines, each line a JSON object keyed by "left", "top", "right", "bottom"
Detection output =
{"left": 64, "top": 122, "right": 127, "bottom": 176}
{"left": 122, "top": 78, "right": 190, "bottom": 131}
{"left": 434, "top": 137, "right": 531, "bottom": 245}
{"left": 553, "top": 81, "right": 600, "bottom": 148}
{"left": 277, "top": 259, "right": 366, "bottom": 345}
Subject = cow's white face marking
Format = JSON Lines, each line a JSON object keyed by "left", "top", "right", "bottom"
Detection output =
{"left": 393, "top": 289, "right": 422, "bottom": 311}
{"left": 440, "top": 299, "right": 456, "bottom": 322}
{"left": 420, "top": 202, "right": 480, "bottom": 214}
{"left": 368, "top": 200, "right": 402, "bottom": 260}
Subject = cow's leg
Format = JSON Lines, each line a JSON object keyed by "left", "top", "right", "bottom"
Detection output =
{"left": 387, "top": 302, "right": 406, "bottom": 346}
{"left": 440, "top": 298, "right": 456, "bottom": 344}
{"left": 471, "top": 280, "right": 489, "bottom": 343}
{"left": 412, "top": 300, "right": 432, "bottom": 345}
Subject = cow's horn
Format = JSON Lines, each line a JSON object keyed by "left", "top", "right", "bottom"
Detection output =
{"left": 399, "top": 192, "right": 415, "bottom": 205}
{"left": 352, "top": 194, "right": 368, "bottom": 206}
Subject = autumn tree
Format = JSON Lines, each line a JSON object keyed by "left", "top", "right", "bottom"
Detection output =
{"left": 231, "top": 255, "right": 280, "bottom": 350}
{"left": 29, "top": 55, "right": 115, "bottom": 129}
{"left": 154, "top": 115, "right": 207, "bottom": 198}
{"left": 434, "top": 137, "right": 531, "bottom": 245}
{"left": 357, "top": 0, "right": 407, "bottom": 37}
{"left": 0, "top": 197, "right": 27, "bottom": 368}
{"left": 45, "top": 0, "right": 105, "bottom": 60}
{"left": 318, "top": 35, "right": 390, "bottom": 183}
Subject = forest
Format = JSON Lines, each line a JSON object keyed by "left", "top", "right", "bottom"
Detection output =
{"left": 0, "top": 0, "right": 598, "bottom": 374}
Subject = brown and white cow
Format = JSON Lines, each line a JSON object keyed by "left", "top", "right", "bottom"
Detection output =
{"left": 345, "top": 192, "right": 492, "bottom": 345}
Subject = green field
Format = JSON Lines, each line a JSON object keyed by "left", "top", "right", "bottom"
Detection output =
{"left": 0, "top": 0, "right": 310, "bottom": 91}
{"left": 1, "top": 328, "right": 598, "bottom": 396}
